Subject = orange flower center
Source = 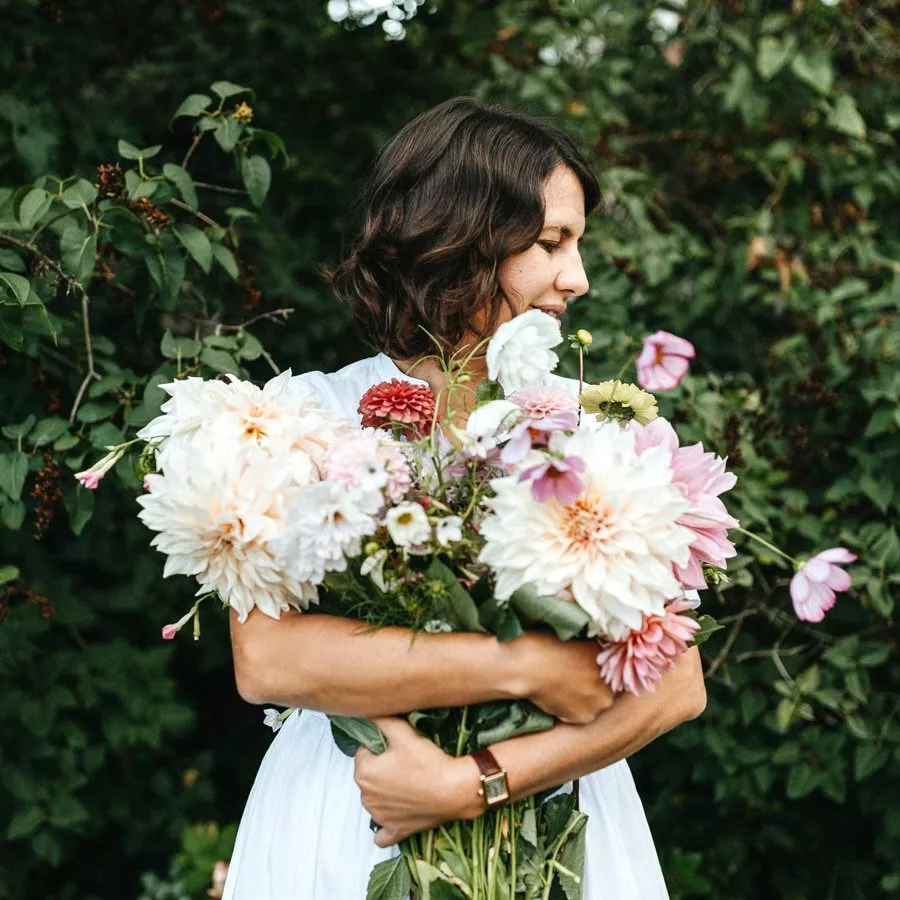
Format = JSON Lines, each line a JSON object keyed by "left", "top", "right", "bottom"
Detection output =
{"left": 560, "top": 497, "right": 611, "bottom": 550}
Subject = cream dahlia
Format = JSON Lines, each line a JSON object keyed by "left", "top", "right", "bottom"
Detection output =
{"left": 478, "top": 422, "right": 692, "bottom": 635}
{"left": 486, "top": 309, "right": 562, "bottom": 393}
{"left": 136, "top": 436, "right": 318, "bottom": 622}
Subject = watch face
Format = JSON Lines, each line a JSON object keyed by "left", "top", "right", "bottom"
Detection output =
{"left": 483, "top": 773, "right": 509, "bottom": 805}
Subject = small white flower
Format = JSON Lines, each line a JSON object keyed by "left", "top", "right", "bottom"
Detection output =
{"left": 360, "top": 548, "right": 389, "bottom": 591}
{"left": 263, "top": 708, "right": 286, "bottom": 732}
{"left": 386, "top": 501, "right": 431, "bottom": 547}
{"left": 435, "top": 515, "right": 464, "bottom": 547}
{"left": 486, "top": 310, "right": 562, "bottom": 393}
{"left": 424, "top": 619, "right": 454, "bottom": 633}
{"left": 649, "top": 8, "right": 681, "bottom": 35}
{"left": 455, "top": 400, "right": 522, "bottom": 459}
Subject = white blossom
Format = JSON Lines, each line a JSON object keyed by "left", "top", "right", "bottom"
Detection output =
{"left": 360, "top": 548, "right": 389, "bottom": 591}
{"left": 435, "top": 515, "right": 463, "bottom": 547}
{"left": 486, "top": 310, "right": 562, "bottom": 393}
{"left": 386, "top": 501, "right": 431, "bottom": 547}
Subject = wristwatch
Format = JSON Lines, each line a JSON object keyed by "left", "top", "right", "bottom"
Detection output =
{"left": 471, "top": 748, "right": 510, "bottom": 809}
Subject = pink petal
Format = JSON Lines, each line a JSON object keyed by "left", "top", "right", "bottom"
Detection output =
{"left": 816, "top": 547, "right": 857, "bottom": 565}
{"left": 822, "top": 566, "right": 852, "bottom": 592}
{"left": 659, "top": 355, "right": 690, "bottom": 381}
{"left": 650, "top": 330, "right": 696, "bottom": 358}
{"left": 802, "top": 557, "right": 832, "bottom": 583}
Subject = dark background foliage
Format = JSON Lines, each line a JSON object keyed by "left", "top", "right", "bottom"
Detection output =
{"left": 1, "top": 1, "right": 898, "bottom": 898}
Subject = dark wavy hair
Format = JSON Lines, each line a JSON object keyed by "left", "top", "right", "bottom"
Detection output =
{"left": 327, "top": 96, "right": 600, "bottom": 359}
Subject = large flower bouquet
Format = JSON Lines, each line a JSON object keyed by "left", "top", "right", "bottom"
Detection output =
{"left": 76, "top": 310, "right": 855, "bottom": 899}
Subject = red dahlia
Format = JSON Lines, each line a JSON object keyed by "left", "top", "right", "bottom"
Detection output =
{"left": 358, "top": 379, "right": 436, "bottom": 437}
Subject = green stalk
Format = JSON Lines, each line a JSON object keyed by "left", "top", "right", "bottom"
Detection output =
{"left": 736, "top": 526, "right": 796, "bottom": 565}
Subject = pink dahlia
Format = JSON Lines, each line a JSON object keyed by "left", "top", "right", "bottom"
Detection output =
{"left": 631, "top": 418, "right": 738, "bottom": 589}
{"left": 636, "top": 331, "right": 695, "bottom": 391}
{"left": 325, "top": 429, "right": 411, "bottom": 503}
{"left": 358, "top": 379, "right": 436, "bottom": 437}
{"left": 509, "top": 386, "right": 579, "bottom": 421}
{"left": 596, "top": 598, "right": 700, "bottom": 694}
{"left": 790, "top": 547, "right": 856, "bottom": 623}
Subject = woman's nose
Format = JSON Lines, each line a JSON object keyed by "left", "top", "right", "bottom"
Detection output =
{"left": 556, "top": 249, "right": 589, "bottom": 298}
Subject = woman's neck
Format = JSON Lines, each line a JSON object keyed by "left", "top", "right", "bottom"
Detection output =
{"left": 391, "top": 353, "right": 488, "bottom": 428}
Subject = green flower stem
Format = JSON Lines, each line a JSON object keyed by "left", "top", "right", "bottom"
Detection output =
{"left": 736, "top": 526, "right": 796, "bottom": 566}
{"left": 615, "top": 350, "right": 639, "bottom": 383}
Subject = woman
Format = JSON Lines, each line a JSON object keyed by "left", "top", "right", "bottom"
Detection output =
{"left": 223, "top": 97, "right": 706, "bottom": 899}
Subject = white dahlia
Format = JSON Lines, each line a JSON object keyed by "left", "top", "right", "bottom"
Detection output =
{"left": 137, "top": 436, "right": 317, "bottom": 623}
{"left": 324, "top": 428, "right": 411, "bottom": 503}
{"left": 273, "top": 481, "right": 379, "bottom": 585}
{"left": 139, "top": 370, "right": 351, "bottom": 482}
{"left": 486, "top": 310, "right": 562, "bottom": 393}
{"left": 477, "top": 422, "right": 693, "bottom": 636}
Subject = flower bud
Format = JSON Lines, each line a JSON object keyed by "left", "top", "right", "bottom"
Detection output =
{"left": 364, "top": 541, "right": 381, "bottom": 556}
{"left": 575, "top": 329, "right": 593, "bottom": 347}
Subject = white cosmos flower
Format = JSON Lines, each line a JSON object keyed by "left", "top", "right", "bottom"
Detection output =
{"left": 274, "top": 482, "right": 379, "bottom": 585}
{"left": 139, "top": 370, "right": 351, "bottom": 484}
{"left": 454, "top": 400, "right": 522, "bottom": 459}
{"left": 136, "top": 436, "right": 318, "bottom": 623}
{"left": 386, "top": 501, "right": 431, "bottom": 547}
{"left": 486, "top": 310, "right": 562, "bottom": 393}
{"left": 478, "top": 421, "right": 693, "bottom": 637}
{"left": 360, "top": 548, "right": 390, "bottom": 590}
{"left": 435, "top": 515, "right": 464, "bottom": 547}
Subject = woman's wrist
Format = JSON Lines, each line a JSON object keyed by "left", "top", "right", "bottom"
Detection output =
{"left": 444, "top": 755, "right": 488, "bottom": 822}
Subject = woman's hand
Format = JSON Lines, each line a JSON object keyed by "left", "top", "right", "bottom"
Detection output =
{"left": 515, "top": 632, "right": 615, "bottom": 725}
{"left": 354, "top": 717, "right": 481, "bottom": 848}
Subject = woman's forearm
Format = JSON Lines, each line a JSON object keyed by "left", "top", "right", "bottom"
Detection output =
{"left": 230, "top": 609, "right": 524, "bottom": 715}
{"left": 469, "top": 646, "right": 707, "bottom": 810}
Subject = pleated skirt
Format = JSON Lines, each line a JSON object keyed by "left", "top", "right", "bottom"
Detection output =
{"left": 223, "top": 710, "right": 669, "bottom": 899}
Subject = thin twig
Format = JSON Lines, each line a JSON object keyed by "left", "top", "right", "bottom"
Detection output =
{"left": 69, "top": 290, "right": 98, "bottom": 423}
{"left": 170, "top": 197, "right": 221, "bottom": 230}
{"left": 181, "top": 132, "right": 204, "bottom": 169}
{"left": 215, "top": 308, "right": 294, "bottom": 331}
{"left": 705, "top": 607, "right": 755, "bottom": 679}
{"left": 0, "top": 234, "right": 86, "bottom": 296}
{"left": 192, "top": 181, "right": 247, "bottom": 196}
{"left": 259, "top": 348, "right": 280, "bottom": 376}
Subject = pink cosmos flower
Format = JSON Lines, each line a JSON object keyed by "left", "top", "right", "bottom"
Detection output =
{"left": 519, "top": 455, "right": 586, "bottom": 504}
{"left": 790, "top": 548, "right": 856, "bottom": 622}
{"left": 501, "top": 411, "right": 578, "bottom": 466}
{"left": 630, "top": 418, "right": 738, "bottom": 590}
{"left": 509, "top": 386, "right": 579, "bottom": 420}
{"left": 636, "top": 331, "right": 696, "bottom": 391}
{"left": 596, "top": 598, "right": 700, "bottom": 694}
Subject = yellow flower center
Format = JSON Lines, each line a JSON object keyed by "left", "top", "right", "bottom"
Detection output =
{"left": 559, "top": 497, "right": 611, "bottom": 550}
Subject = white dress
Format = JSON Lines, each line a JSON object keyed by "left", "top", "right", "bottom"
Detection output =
{"left": 223, "top": 353, "right": 671, "bottom": 900}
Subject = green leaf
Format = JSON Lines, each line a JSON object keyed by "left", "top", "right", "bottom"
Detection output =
{"left": 2, "top": 414, "right": 35, "bottom": 440}
{"left": 200, "top": 347, "right": 240, "bottom": 374}
{"left": 507, "top": 585, "right": 590, "bottom": 640}
{"left": 63, "top": 484, "right": 94, "bottom": 535}
{"left": 872, "top": 527, "right": 900, "bottom": 570}
{"left": 161, "top": 329, "right": 202, "bottom": 360}
{"left": 59, "top": 225, "right": 97, "bottom": 283}
{"left": 475, "top": 379, "right": 505, "bottom": 404}
{"left": 328, "top": 716, "right": 388, "bottom": 757}
{"left": 1, "top": 499, "right": 25, "bottom": 530}
{"left": 556, "top": 812, "right": 588, "bottom": 900}
{"left": 235, "top": 332, "right": 263, "bottom": 360}
{"left": 214, "top": 117, "right": 242, "bottom": 152}
{"left": 0, "top": 248, "right": 26, "bottom": 272}
{"left": 691, "top": 614, "right": 725, "bottom": 646}
{"left": 854, "top": 744, "right": 889, "bottom": 782}
{"left": 0, "top": 272, "right": 31, "bottom": 306}
{"left": 241, "top": 155, "right": 271, "bottom": 207}
{"left": 18, "top": 188, "right": 52, "bottom": 230}
{"left": 60, "top": 178, "right": 98, "bottom": 209}
{"left": 366, "top": 856, "right": 411, "bottom": 900}
{"left": 174, "top": 224, "right": 213, "bottom": 273}
{"left": 172, "top": 93, "right": 212, "bottom": 119}
{"left": 828, "top": 95, "right": 866, "bottom": 139}
{"left": 756, "top": 36, "right": 793, "bottom": 80}
{"left": 0, "top": 564, "right": 19, "bottom": 585}
{"left": 210, "top": 80, "right": 251, "bottom": 99}
{"left": 426, "top": 558, "right": 485, "bottom": 632}
{"left": 30, "top": 417, "right": 69, "bottom": 447}
{"left": 75, "top": 401, "right": 117, "bottom": 424}
{"left": 118, "top": 140, "right": 161, "bottom": 161}
{"left": 790, "top": 51, "right": 833, "bottom": 94}
{"left": 786, "top": 764, "right": 819, "bottom": 798}
{"left": 163, "top": 163, "right": 198, "bottom": 210}
{"left": 0, "top": 451, "right": 29, "bottom": 501}
{"left": 6, "top": 807, "right": 45, "bottom": 840}
{"left": 89, "top": 422, "right": 124, "bottom": 450}
{"left": 211, "top": 243, "right": 239, "bottom": 280}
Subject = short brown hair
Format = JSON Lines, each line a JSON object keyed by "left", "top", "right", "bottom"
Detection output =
{"left": 328, "top": 96, "right": 600, "bottom": 359}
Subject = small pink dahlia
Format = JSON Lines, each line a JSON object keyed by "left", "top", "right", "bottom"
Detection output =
{"left": 358, "top": 379, "right": 436, "bottom": 437}
{"left": 509, "top": 385, "right": 579, "bottom": 421}
{"left": 596, "top": 598, "right": 700, "bottom": 695}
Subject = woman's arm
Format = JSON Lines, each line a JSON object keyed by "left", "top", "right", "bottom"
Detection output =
{"left": 355, "top": 646, "right": 707, "bottom": 847}
{"left": 230, "top": 608, "right": 615, "bottom": 724}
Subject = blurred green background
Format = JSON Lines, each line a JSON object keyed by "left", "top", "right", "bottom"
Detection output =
{"left": 1, "top": 1, "right": 898, "bottom": 898}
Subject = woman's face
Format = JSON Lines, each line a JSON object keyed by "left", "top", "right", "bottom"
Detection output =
{"left": 497, "top": 164, "right": 589, "bottom": 323}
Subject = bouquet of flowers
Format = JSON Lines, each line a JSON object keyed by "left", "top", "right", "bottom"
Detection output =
{"left": 75, "top": 310, "right": 855, "bottom": 898}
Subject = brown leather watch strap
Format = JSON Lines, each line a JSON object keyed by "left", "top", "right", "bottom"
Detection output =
{"left": 471, "top": 748, "right": 503, "bottom": 778}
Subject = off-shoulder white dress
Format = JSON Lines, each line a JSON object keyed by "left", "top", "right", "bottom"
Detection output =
{"left": 222, "top": 353, "right": 671, "bottom": 900}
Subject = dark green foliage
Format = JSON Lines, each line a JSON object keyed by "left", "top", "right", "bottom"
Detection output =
{"left": 1, "top": 1, "right": 898, "bottom": 898}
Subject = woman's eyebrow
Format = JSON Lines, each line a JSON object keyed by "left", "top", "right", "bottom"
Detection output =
{"left": 541, "top": 224, "right": 583, "bottom": 238}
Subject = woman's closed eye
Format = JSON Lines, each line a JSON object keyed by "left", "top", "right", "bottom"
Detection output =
{"left": 539, "top": 240, "right": 561, "bottom": 253}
